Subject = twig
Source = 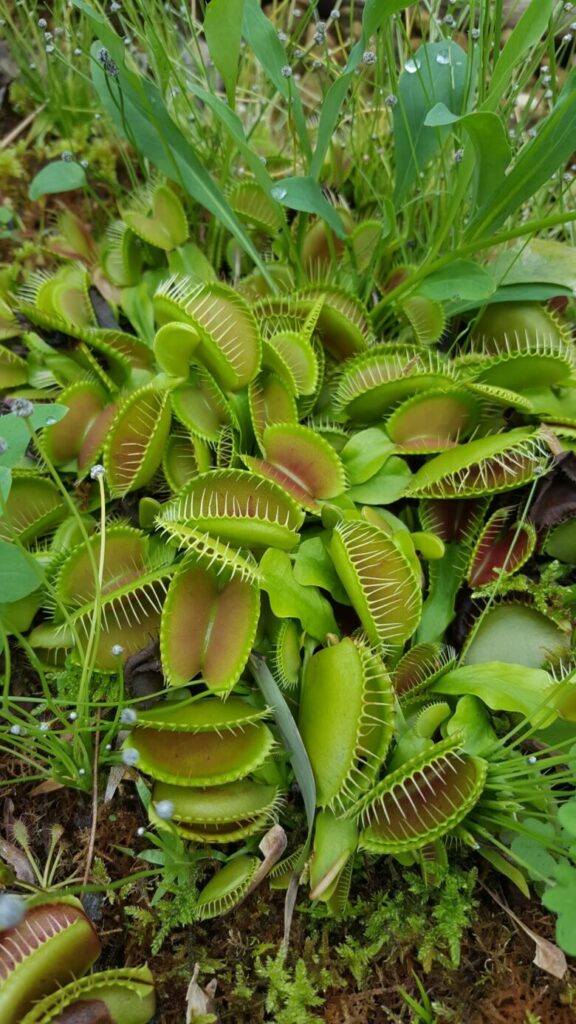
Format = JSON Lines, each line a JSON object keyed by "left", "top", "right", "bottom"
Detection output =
{"left": 82, "top": 709, "right": 101, "bottom": 887}
{"left": 480, "top": 879, "right": 567, "bottom": 979}
{"left": 0, "top": 105, "right": 46, "bottom": 151}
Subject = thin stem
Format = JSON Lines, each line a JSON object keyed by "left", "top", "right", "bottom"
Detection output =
{"left": 82, "top": 709, "right": 101, "bottom": 886}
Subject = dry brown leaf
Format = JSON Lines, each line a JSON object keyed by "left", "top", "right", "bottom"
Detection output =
{"left": 29, "top": 779, "right": 65, "bottom": 796}
{"left": 186, "top": 963, "right": 219, "bottom": 1023}
{"left": 222, "top": 824, "right": 287, "bottom": 919}
{"left": 104, "top": 765, "right": 129, "bottom": 804}
{"left": 283, "top": 871, "right": 301, "bottom": 949}
{"left": 485, "top": 885, "right": 567, "bottom": 980}
{"left": 250, "top": 824, "right": 287, "bottom": 891}
{"left": 531, "top": 934, "right": 568, "bottom": 979}
{"left": 0, "top": 836, "right": 34, "bottom": 883}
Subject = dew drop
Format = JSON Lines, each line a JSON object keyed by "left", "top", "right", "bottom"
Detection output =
{"left": 271, "top": 186, "right": 288, "bottom": 201}
{"left": 404, "top": 57, "right": 420, "bottom": 74}
{"left": 436, "top": 51, "right": 450, "bottom": 65}
{"left": 155, "top": 799, "right": 175, "bottom": 820}
{"left": 0, "top": 894, "right": 26, "bottom": 929}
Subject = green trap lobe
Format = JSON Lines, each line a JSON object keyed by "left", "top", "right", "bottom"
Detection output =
{"left": 360, "top": 747, "right": 487, "bottom": 854}
{"left": 129, "top": 720, "right": 274, "bottom": 785}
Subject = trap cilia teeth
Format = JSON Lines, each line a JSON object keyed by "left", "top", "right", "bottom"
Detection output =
{"left": 3, "top": 190, "right": 576, "bottom": 930}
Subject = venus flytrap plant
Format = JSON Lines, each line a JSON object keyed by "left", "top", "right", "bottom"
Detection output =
{"left": 2, "top": 0, "right": 576, "bottom": 974}
{"left": 0, "top": 895, "right": 155, "bottom": 1024}
{"left": 3, "top": 246, "right": 576, "bottom": 927}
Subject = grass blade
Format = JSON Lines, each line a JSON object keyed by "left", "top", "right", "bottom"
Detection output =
{"left": 485, "top": 0, "right": 553, "bottom": 109}
{"left": 249, "top": 652, "right": 316, "bottom": 839}
{"left": 242, "top": 0, "right": 311, "bottom": 165}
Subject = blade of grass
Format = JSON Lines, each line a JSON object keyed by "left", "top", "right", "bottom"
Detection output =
{"left": 485, "top": 0, "right": 553, "bottom": 109}
{"left": 249, "top": 651, "right": 316, "bottom": 945}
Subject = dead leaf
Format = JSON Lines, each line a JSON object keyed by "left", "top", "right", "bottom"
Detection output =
{"left": 29, "top": 779, "right": 65, "bottom": 796}
{"left": 186, "top": 963, "right": 219, "bottom": 1023}
{"left": 484, "top": 885, "right": 567, "bottom": 979}
{"left": 531, "top": 935, "right": 568, "bottom": 979}
{"left": 0, "top": 837, "right": 34, "bottom": 883}
{"left": 222, "top": 824, "right": 287, "bottom": 918}
{"left": 91, "top": 268, "right": 122, "bottom": 307}
{"left": 89, "top": 286, "right": 119, "bottom": 330}
{"left": 249, "top": 824, "right": 287, "bottom": 892}
{"left": 2, "top": 798, "right": 15, "bottom": 832}
{"left": 283, "top": 871, "right": 301, "bottom": 950}
{"left": 104, "top": 765, "right": 129, "bottom": 804}
{"left": 123, "top": 639, "right": 164, "bottom": 709}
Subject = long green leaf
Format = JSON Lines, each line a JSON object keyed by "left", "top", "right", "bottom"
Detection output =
{"left": 468, "top": 67, "right": 576, "bottom": 238}
{"left": 204, "top": 0, "right": 245, "bottom": 107}
{"left": 362, "top": 0, "right": 410, "bottom": 37}
{"left": 446, "top": 282, "right": 573, "bottom": 316}
{"left": 249, "top": 651, "right": 317, "bottom": 946}
{"left": 417, "top": 543, "right": 464, "bottom": 643}
{"left": 485, "top": 0, "right": 552, "bottom": 109}
{"left": 310, "top": 75, "right": 353, "bottom": 180}
{"left": 183, "top": 80, "right": 274, "bottom": 196}
{"left": 249, "top": 652, "right": 316, "bottom": 838}
{"left": 477, "top": 846, "right": 530, "bottom": 897}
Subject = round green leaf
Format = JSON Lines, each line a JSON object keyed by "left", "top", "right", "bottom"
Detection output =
{"left": 29, "top": 161, "right": 87, "bottom": 201}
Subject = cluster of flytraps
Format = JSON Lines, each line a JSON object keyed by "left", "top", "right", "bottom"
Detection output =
{"left": 1, "top": 182, "right": 576, "bottom": 922}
